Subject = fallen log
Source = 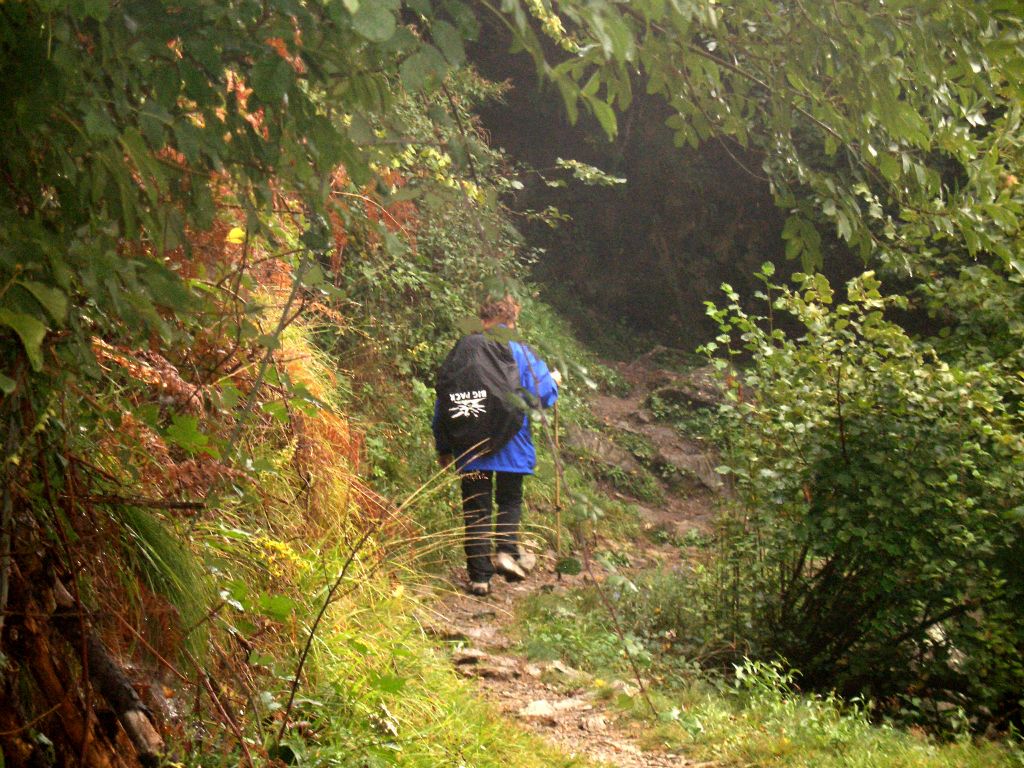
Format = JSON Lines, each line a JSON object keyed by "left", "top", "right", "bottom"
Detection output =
{"left": 51, "top": 580, "right": 165, "bottom": 768}
{"left": 21, "top": 604, "right": 126, "bottom": 768}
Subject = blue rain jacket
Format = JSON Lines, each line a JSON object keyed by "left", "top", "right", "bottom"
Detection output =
{"left": 433, "top": 339, "right": 558, "bottom": 474}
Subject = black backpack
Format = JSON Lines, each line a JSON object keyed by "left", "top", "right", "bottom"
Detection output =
{"left": 435, "top": 333, "right": 526, "bottom": 461}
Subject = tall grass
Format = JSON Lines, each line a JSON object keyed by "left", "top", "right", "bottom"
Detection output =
{"left": 116, "top": 505, "right": 213, "bottom": 659}
{"left": 274, "top": 575, "right": 585, "bottom": 768}
{"left": 170, "top": 318, "right": 592, "bottom": 766}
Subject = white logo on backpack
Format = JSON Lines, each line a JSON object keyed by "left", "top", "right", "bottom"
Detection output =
{"left": 449, "top": 390, "right": 486, "bottom": 419}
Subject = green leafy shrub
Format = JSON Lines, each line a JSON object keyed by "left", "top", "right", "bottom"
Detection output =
{"left": 517, "top": 589, "right": 640, "bottom": 675}
{"left": 701, "top": 267, "right": 1024, "bottom": 730}
{"left": 593, "top": 463, "right": 665, "bottom": 505}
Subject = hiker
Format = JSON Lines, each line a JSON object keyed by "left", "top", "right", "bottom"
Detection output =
{"left": 433, "top": 295, "right": 560, "bottom": 596}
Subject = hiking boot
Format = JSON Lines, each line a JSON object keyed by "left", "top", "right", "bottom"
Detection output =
{"left": 517, "top": 548, "right": 537, "bottom": 574}
{"left": 495, "top": 551, "right": 526, "bottom": 581}
{"left": 469, "top": 580, "right": 491, "bottom": 596}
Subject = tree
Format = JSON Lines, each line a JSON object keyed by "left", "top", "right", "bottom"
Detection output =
{"left": 497, "top": 0, "right": 1024, "bottom": 726}
{"left": 505, "top": 1, "right": 1022, "bottom": 284}
{"left": 0, "top": 2, "right": 504, "bottom": 762}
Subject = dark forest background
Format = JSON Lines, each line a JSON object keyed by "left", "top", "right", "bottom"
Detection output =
{"left": 471, "top": 25, "right": 857, "bottom": 353}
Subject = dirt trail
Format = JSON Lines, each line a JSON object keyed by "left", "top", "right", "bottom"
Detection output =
{"left": 426, "top": 358, "right": 724, "bottom": 768}
{"left": 586, "top": 358, "right": 724, "bottom": 539}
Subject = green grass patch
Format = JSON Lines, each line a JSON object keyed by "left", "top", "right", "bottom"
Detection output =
{"left": 515, "top": 588, "right": 636, "bottom": 677}
{"left": 511, "top": 575, "right": 1023, "bottom": 768}
{"left": 276, "top": 589, "right": 588, "bottom": 768}
{"left": 645, "top": 390, "right": 721, "bottom": 441}
{"left": 646, "top": 662, "right": 1023, "bottom": 768}
{"left": 593, "top": 462, "right": 665, "bottom": 505}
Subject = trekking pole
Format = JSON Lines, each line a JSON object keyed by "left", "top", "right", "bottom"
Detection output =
{"left": 554, "top": 400, "right": 562, "bottom": 558}
{"left": 524, "top": 357, "right": 658, "bottom": 718}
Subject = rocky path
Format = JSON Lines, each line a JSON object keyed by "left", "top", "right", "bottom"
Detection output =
{"left": 423, "top": 577, "right": 711, "bottom": 768}
{"left": 425, "top": 358, "right": 725, "bottom": 768}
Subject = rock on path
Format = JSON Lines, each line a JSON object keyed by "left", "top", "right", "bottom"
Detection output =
{"left": 430, "top": 578, "right": 702, "bottom": 767}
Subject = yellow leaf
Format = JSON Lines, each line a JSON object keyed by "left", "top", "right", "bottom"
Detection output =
{"left": 226, "top": 227, "right": 246, "bottom": 244}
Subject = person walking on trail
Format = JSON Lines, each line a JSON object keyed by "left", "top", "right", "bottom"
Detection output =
{"left": 433, "top": 295, "right": 560, "bottom": 596}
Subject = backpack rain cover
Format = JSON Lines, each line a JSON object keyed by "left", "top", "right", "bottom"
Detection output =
{"left": 435, "top": 333, "right": 524, "bottom": 461}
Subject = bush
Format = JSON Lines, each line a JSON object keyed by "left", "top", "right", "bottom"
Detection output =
{"left": 701, "top": 267, "right": 1024, "bottom": 730}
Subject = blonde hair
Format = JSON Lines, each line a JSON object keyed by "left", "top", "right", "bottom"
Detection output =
{"left": 478, "top": 295, "right": 521, "bottom": 327}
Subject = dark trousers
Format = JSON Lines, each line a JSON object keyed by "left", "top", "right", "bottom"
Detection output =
{"left": 461, "top": 471, "right": 524, "bottom": 583}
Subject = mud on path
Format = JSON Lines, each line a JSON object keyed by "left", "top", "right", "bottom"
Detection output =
{"left": 423, "top": 358, "right": 725, "bottom": 767}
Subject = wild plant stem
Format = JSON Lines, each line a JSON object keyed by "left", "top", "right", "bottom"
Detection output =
{"left": 0, "top": 411, "right": 16, "bottom": 639}
{"left": 226, "top": 251, "right": 310, "bottom": 455}
{"left": 183, "top": 648, "right": 255, "bottom": 768}
{"left": 276, "top": 525, "right": 378, "bottom": 743}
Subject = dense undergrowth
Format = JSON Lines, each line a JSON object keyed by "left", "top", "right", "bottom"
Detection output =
{"left": 518, "top": 576, "right": 1024, "bottom": 768}
{"left": 0, "top": 7, "right": 584, "bottom": 756}
{"left": 0, "top": 11, "right": 625, "bottom": 758}
{"left": 2, "top": 2, "right": 1024, "bottom": 767}
{"left": 699, "top": 270, "right": 1024, "bottom": 732}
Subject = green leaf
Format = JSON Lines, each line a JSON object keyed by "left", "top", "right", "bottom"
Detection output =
{"left": 257, "top": 333, "right": 281, "bottom": 350}
{"left": 84, "top": 109, "right": 118, "bottom": 140}
{"left": 878, "top": 154, "right": 901, "bottom": 183}
{"left": 836, "top": 211, "right": 852, "bottom": 242}
{"left": 250, "top": 57, "right": 295, "bottom": 103}
{"left": 586, "top": 96, "right": 618, "bottom": 139}
{"left": 301, "top": 263, "right": 325, "bottom": 287}
{"left": 557, "top": 79, "right": 580, "bottom": 125}
{"left": 352, "top": 3, "right": 397, "bottom": 43}
{"left": 368, "top": 673, "right": 408, "bottom": 694}
{"left": 218, "top": 383, "right": 242, "bottom": 410}
{"left": 400, "top": 45, "right": 448, "bottom": 93}
{"left": 348, "top": 113, "right": 375, "bottom": 144}
{"left": 347, "top": 637, "right": 369, "bottom": 655}
{"left": 262, "top": 400, "right": 290, "bottom": 423}
{"left": 120, "top": 128, "right": 165, "bottom": 206}
{"left": 20, "top": 281, "right": 68, "bottom": 323}
{"left": 0, "top": 310, "right": 47, "bottom": 371}
{"left": 432, "top": 20, "right": 465, "bottom": 65}
{"left": 165, "top": 414, "right": 209, "bottom": 454}
{"left": 0, "top": 373, "right": 15, "bottom": 395}
{"left": 257, "top": 594, "right": 297, "bottom": 621}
